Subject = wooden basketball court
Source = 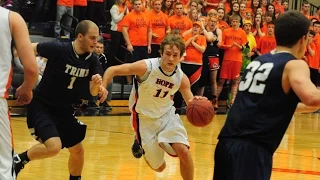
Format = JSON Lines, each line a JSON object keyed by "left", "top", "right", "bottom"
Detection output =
{"left": 11, "top": 107, "right": 320, "bottom": 180}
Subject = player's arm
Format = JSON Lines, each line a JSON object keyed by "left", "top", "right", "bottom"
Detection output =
{"left": 295, "top": 103, "right": 319, "bottom": 113}
{"left": 102, "top": 60, "right": 147, "bottom": 87}
{"left": 11, "top": 11, "right": 39, "bottom": 91}
{"left": 179, "top": 73, "right": 194, "bottom": 106}
{"left": 286, "top": 60, "right": 320, "bottom": 112}
{"left": 179, "top": 74, "right": 207, "bottom": 106}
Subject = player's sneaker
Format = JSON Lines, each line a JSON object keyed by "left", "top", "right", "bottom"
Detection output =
{"left": 131, "top": 136, "right": 144, "bottom": 158}
{"left": 13, "top": 154, "right": 25, "bottom": 177}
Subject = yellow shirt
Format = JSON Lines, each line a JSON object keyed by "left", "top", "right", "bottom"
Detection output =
{"left": 246, "top": 33, "right": 257, "bottom": 52}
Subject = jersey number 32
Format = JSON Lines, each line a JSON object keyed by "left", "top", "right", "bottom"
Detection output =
{"left": 239, "top": 61, "right": 274, "bottom": 94}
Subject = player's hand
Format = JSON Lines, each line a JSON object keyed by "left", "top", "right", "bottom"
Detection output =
{"left": 148, "top": 45, "right": 152, "bottom": 54}
{"left": 127, "top": 44, "right": 134, "bottom": 53}
{"left": 91, "top": 74, "right": 102, "bottom": 87}
{"left": 15, "top": 85, "right": 33, "bottom": 105}
{"left": 98, "top": 85, "right": 108, "bottom": 103}
{"left": 189, "top": 96, "right": 208, "bottom": 103}
{"left": 152, "top": 33, "right": 158, "bottom": 38}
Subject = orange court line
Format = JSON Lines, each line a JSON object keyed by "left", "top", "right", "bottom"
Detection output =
{"left": 272, "top": 168, "right": 320, "bottom": 176}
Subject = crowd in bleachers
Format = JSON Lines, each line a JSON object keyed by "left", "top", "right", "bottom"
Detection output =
{"left": 107, "top": 0, "right": 320, "bottom": 112}
{"left": 3, "top": 0, "right": 320, "bottom": 112}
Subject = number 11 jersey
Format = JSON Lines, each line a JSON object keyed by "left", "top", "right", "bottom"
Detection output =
{"left": 218, "top": 52, "right": 300, "bottom": 154}
{"left": 129, "top": 58, "right": 184, "bottom": 118}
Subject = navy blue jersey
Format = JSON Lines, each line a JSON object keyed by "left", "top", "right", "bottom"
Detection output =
{"left": 203, "top": 29, "right": 219, "bottom": 58}
{"left": 218, "top": 52, "right": 300, "bottom": 154}
{"left": 34, "top": 41, "right": 101, "bottom": 108}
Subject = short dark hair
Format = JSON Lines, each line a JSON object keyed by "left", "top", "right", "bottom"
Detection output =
{"left": 274, "top": 10, "right": 310, "bottom": 47}
{"left": 267, "top": 21, "right": 275, "bottom": 26}
{"left": 302, "top": 0, "right": 309, "bottom": 5}
{"left": 75, "top": 20, "right": 98, "bottom": 38}
{"left": 160, "top": 35, "right": 185, "bottom": 56}
{"left": 314, "top": 21, "right": 320, "bottom": 26}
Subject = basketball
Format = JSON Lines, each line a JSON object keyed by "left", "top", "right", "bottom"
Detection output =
{"left": 186, "top": 98, "right": 215, "bottom": 127}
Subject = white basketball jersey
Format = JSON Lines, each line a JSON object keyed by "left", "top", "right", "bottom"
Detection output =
{"left": 129, "top": 58, "right": 184, "bottom": 118}
{"left": 0, "top": 7, "right": 13, "bottom": 98}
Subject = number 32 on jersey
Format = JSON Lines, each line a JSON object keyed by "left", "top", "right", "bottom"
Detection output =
{"left": 239, "top": 61, "right": 274, "bottom": 94}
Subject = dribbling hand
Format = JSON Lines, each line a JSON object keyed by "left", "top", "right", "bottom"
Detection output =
{"left": 188, "top": 96, "right": 208, "bottom": 103}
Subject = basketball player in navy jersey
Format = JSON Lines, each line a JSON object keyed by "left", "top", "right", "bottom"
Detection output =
{"left": 13, "top": 20, "right": 107, "bottom": 180}
{"left": 213, "top": 10, "right": 320, "bottom": 180}
{"left": 102, "top": 35, "right": 206, "bottom": 180}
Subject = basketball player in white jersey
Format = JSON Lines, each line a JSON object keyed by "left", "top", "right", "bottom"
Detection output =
{"left": 102, "top": 35, "right": 206, "bottom": 180}
{"left": 0, "top": 6, "right": 39, "bottom": 180}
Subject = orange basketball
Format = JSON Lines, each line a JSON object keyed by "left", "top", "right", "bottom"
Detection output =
{"left": 186, "top": 98, "right": 215, "bottom": 127}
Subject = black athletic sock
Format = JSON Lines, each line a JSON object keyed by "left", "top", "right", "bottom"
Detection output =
{"left": 19, "top": 151, "right": 30, "bottom": 164}
{"left": 70, "top": 175, "right": 81, "bottom": 180}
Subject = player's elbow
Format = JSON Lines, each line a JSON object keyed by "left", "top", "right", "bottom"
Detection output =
{"left": 301, "top": 93, "right": 320, "bottom": 107}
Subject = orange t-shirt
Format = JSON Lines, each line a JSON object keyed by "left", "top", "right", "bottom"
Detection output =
{"left": 183, "top": 33, "right": 207, "bottom": 65}
{"left": 122, "top": 11, "right": 151, "bottom": 46}
{"left": 221, "top": 28, "right": 247, "bottom": 62}
{"left": 74, "top": 0, "right": 87, "bottom": 6}
{"left": 224, "top": 2, "right": 231, "bottom": 14}
{"left": 257, "top": 35, "right": 276, "bottom": 55}
{"left": 205, "top": 0, "right": 220, "bottom": 12}
{"left": 180, "top": 0, "right": 189, "bottom": 5}
{"left": 117, "top": 5, "right": 127, "bottom": 32}
{"left": 246, "top": 0, "right": 252, "bottom": 8}
{"left": 88, "top": 0, "right": 103, "bottom": 2}
{"left": 272, "top": 2, "right": 284, "bottom": 15}
{"left": 306, "top": 43, "right": 319, "bottom": 69}
{"left": 147, "top": 10, "right": 169, "bottom": 45}
{"left": 219, "top": 20, "right": 230, "bottom": 31}
{"left": 314, "top": 34, "right": 320, "bottom": 65}
{"left": 168, "top": 15, "right": 193, "bottom": 35}
{"left": 57, "top": 0, "right": 73, "bottom": 7}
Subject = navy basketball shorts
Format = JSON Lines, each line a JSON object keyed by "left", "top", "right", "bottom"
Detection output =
{"left": 213, "top": 138, "right": 272, "bottom": 180}
{"left": 27, "top": 99, "right": 87, "bottom": 148}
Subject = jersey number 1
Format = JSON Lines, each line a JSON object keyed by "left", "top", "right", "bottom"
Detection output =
{"left": 239, "top": 61, "right": 273, "bottom": 94}
{"left": 67, "top": 77, "right": 77, "bottom": 89}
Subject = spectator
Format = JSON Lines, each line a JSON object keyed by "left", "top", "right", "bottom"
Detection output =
{"left": 54, "top": 0, "right": 74, "bottom": 38}
{"left": 147, "top": 0, "right": 170, "bottom": 58}
{"left": 109, "top": 0, "right": 128, "bottom": 66}
{"left": 87, "top": 0, "right": 108, "bottom": 27}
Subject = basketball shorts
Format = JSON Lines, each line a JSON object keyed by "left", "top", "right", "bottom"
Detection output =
{"left": 209, "top": 57, "right": 220, "bottom": 71}
{"left": 220, "top": 60, "right": 242, "bottom": 80}
{"left": 131, "top": 107, "right": 189, "bottom": 169}
{"left": 27, "top": 99, "right": 87, "bottom": 148}
{"left": 0, "top": 98, "right": 15, "bottom": 180}
{"left": 213, "top": 138, "right": 272, "bottom": 180}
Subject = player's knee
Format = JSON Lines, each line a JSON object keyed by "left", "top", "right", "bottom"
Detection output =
{"left": 46, "top": 141, "right": 62, "bottom": 157}
{"left": 69, "top": 145, "right": 84, "bottom": 157}
{"left": 155, "top": 162, "right": 166, "bottom": 172}
{"left": 174, "top": 144, "right": 191, "bottom": 162}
